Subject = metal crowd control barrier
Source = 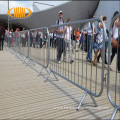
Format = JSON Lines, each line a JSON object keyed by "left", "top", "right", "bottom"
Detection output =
{"left": 107, "top": 13, "right": 120, "bottom": 120}
{"left": 26, "top": 27, "right": 49, "bottom": 76}
{"left": 46, "top": 18, "right": 106, "bottom": 110}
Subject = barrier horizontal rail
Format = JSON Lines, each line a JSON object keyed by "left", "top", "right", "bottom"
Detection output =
{"left": 107, "top": 13, "right": 120, "bottom": 120}
{"left": 45, "top": 18, "right": 107, "bottom": 110}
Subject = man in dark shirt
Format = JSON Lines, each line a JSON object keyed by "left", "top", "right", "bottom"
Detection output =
{"left": 0, "top": 25, "right": 5, "bottom": 50}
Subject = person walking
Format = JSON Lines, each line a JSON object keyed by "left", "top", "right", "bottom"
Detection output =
{"left": 76, "top": 28, "right": 80, "bottom": 52}
{"left": 55, "top": 11, "right": 65, "bottom": 64}
{"left": 93, "top": 15, "right": 105, "bottom": 66}
{"left": 97, "top": 16, "right": 108, "bottom": 64}
{"left": 71, "top": 29, "right": 76, "bottom": 54}
{"left": 86, "top": 14, "right": 95, "bottom": 63}
{"left": 110, "top": 11, "right": 120, "bottom": 73}
{"left": 63, "top": 18, "right": 74, "bottom": 64}
{"left": 0, "top": 25, "right": 5, "bottom": 50}
{"left": 37, "top": 30, "right": 43, "bottom": 48}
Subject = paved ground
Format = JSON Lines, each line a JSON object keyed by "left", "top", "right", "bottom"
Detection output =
{"left": 0, "top": 47, "right": 120, "bottom": 119}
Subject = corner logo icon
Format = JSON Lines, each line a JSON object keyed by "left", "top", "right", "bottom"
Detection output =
{"left": 7, "top": 7, "right": 32, "bottom": 19}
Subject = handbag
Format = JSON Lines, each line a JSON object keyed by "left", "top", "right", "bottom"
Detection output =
{"left": 112, "top": 38, "right": 120, "bottom": 48}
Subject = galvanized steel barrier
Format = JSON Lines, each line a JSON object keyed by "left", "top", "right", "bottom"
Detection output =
{"left": 107, "top": 13, "right": 120, "bottom": 120}
{"left": 46, "top": 18, "right": 107, "bottom": 110}
{"left": 5, "top": 17, "right": 120, "bottom": 119}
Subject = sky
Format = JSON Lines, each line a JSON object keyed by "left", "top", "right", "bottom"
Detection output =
{"left": 0, "top": 1, "right": 68, "bottom": 14}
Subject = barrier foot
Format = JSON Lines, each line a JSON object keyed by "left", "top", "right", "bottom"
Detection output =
{"left": 18, "top": 54, "right": 24, "bottom": 61}
{"left": 29, "top": 59, "right": 35, "bottom": 66}
{"left": 44, "top": 70, "right": 51, "bottom": 82}
{"left": 45, "top": 68, "right": 49, "bottom": 74}
{"left": 89, "top": 94, "right": 98, "bottom": 107}
{"left": 77, "top": 91, "right": 87, "bottom": 111}
{"left": 10, "top": 49, "right": 13, "bottom": 54}
{"left": 15, "top": 52, "right": 19, "bottom": 59}
{"left": 14, "top": 51, "right": 18, "bottom": 56}
{"left": 22, "top": 57, "right": 27, "bottom": 64}
{"left": 4, "top": 46, "right": 9, "bottom": 50}
{"left": 37, "top": 67, "right": 49, "bottom": 77}
{"left": 110, "top": 107, "right": 118, "bottom": 120}
{"left": 44, "top": 70, "right": 59, "bottom": 82}
{"left": 26, "top": 58, "right": 30, "bottom": 67}
{"left": 77, "top": 91, "right": 98, "bottom": 111}
{"left": 37, "top": 67, "right": 44, "bottom": 76}
{"left": 10, "top": 49, "right": 15, "bottom": 55}
{"left": 53, "top": 72, "right": 59, "bottom": 81}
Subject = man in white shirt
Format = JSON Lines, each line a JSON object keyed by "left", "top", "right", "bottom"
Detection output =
{"left": 63, "top": 18, "right": 74, "bottom": 64}
{"left": 38, "top": 30, "right": 43, "bottom": 48}
{"left": 86, "top": 14, "right": 95, "bottom": 62}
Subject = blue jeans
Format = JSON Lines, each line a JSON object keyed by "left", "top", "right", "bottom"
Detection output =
{"left": 86, "top": 35, "right": 93, "bottom": 62}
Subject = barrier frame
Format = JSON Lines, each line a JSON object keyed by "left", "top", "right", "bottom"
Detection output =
{"left": 107, "top": 13, "right": 120, "bottom": 120}
{"left": 45, "top": 18, "right": 107, "bottom": 110}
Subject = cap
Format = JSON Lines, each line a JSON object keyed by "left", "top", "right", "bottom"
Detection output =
{"left": 59, "top": 11, "right": 63, "bottom": 14}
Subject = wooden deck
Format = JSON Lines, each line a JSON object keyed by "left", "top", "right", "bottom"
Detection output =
{"left": 0, "top": 48, "right": 120, "bottom": 119}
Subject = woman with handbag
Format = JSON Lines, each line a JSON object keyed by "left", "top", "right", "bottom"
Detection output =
{"left": 111, "top": 11, "right": 120, "bottom": 73}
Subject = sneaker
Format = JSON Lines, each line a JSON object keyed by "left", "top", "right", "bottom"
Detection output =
{"left": 58, "top": 61, "right": 61, "bottom": 64}
{"left": 70, "top": 60, "right": 74, "bottom": 64}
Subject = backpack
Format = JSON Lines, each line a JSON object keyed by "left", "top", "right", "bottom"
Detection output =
{"left": 57, "top": 19, "right": 64, "bottom": 25}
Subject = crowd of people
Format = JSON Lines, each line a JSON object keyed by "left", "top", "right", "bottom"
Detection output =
{"left": 5, "top": 28, "right": 49, "bottom": 49}
{"left": 54, "top": 10, "right": 120, "bottom": 73}
{"left": 0, "top": 10, "right": 120, "bottom": 73}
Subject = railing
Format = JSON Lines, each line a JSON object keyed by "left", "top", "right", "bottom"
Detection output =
{"left": 46, "top": 18, "right": 106, "bottom": 110}
{"left": 107, "top": 13, "right": 120, "bottom": 120}
{"left": 4, "top": 16, "right": 120, "bottom": 119}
